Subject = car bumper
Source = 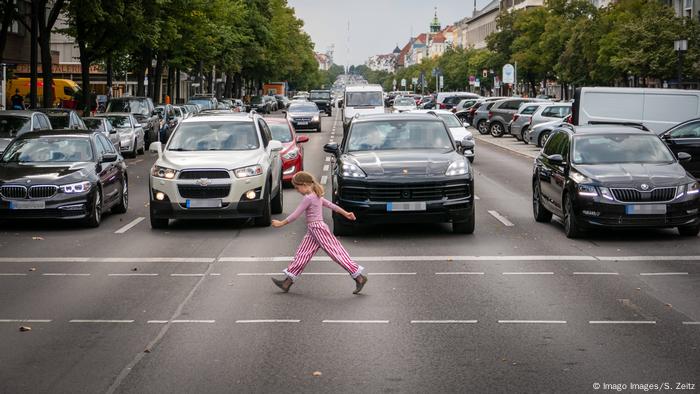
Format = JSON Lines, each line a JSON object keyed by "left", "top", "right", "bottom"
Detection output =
{"left": 0, "top": 191, "right": 94, "bottom": 220}
{"left": 290, "top": 120, "right": 320, "bottom": 130}
{"left": 574, "top": 196, "right": 700, "bottom": 229}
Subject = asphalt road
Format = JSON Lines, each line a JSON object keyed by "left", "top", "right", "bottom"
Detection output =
{"left": 1, "top": 111, "right": 699, "bottom": 393}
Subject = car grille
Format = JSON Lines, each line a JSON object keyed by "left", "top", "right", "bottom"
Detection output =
{"left": 341, "top": 182, "right": 470, "bottom": 202}
{"left": 178, "top": 170, "right": 230, "bottom": 180}
{"left": 611, "top": 187, "right": 676, "bottom": 202}
{"left": 28, "top": 185, "right": 58, "bottom": 199}
{"left": 178, "top": 185, "right": 230, "bottom": 199}
{"left": 1, "top": 185, "right": 27, "bottom": 199}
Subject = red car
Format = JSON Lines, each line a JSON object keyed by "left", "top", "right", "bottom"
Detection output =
{"left": 266, "top": 117, "right": 309, "bottom": 183}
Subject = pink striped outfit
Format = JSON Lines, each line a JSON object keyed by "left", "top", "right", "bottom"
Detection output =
{"left": 282, "top": 193, "right": 364, "bottom": 282}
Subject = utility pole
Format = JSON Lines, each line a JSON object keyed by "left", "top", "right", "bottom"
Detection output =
{"left": 30, "top": 0, "right": 38, "bottom": 108}
{"left": 1, "top": 63, "right": 6, "bottom": 110}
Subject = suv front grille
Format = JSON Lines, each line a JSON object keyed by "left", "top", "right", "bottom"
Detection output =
{"left": 28, "top": 185, "right": 58, "bottom": 199}
{"left": 611, "top": 187, "right": 676, "bottom": 202}
{"left": 341, "top": 182, "right": 470, "bottom": 202}
{"left": 178, "top": 185, "right": 230, "bottom": 199}
{"left": 1, "top": 185, "right": 27, "bottom": 199}
{"left": 179, "top": 170, "right": 230, "bottom": 180}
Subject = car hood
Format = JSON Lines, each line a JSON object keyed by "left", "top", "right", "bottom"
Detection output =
{"left": 449, "top": 127, "right": 472, "bottom": 141}
{"left": 0, "top": 162, "right": 94, "bottom": 184}
{"left": 341, "top": 150, "right": 463, "bottom": 177}
{"left": 160, "top": 150, "right": 263, "bottom": 170}
{"left": 574, "top": 163, "right": 690, "bottom": 187}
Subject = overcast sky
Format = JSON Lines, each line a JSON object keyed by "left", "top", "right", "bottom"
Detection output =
{"left": 287, "top": 0, "right": 493, "bottom": 67}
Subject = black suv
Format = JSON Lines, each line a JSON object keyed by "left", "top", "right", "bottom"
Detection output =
{"left": 323, "top": 113, "right": 475, "bottom": 235}
{"left": 533, "top": 124, "right": 700, "bottom": 238}
{"left": 309, "top": 90, "right": 332, "bottom": 116}
{"left": 106, "top": 97, "right": 159, "bottom": 146}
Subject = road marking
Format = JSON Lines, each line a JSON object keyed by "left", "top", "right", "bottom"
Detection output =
{"left": 573, "top": 272, "right": 619, "bottom": 275}
{"left": 488, "top": 210, "right": 514, "bottom": 227}
{"left": 474, "top": 195, "right": 480, "bottom": 200}
{"left": 410, "top": 320, "right": 478, "bottom": 324}
{"left": 210, "top": 273, "right": 221, "bottom": 276}
{"left": 0, "top": 273, "right": 28, "bottom": 276}
{"left": 42, "top": 273, "right": 91, "bottom": 276}
{"left": 0, "top": 319, "right": 52, "bottom": 323}
{"left": 322, "top": 320, "right": 389, "bottom": 324}
{"left": 502, "top": 272, "right": 554, "bottom": 275}
{"left": 170, "top": 273, "right": 205, "bottom": 277}
{"left": 325, "top": 157, "right": 331, "bottom": 162}
{"left": 597, "top": 256, "right": 700, "bottom": 261}
{"left": 131, "top": 159, "right": 144, "bottom": 164}
{"left": 323, "top": 165, "right": 330, "bottom": 172}
{"left": 114, "top": 217, "right": 146, "bottom": 234}
{"left": 108, "top": 273, "right": 159, "bottom": 277}
{"left": 220, "top": 255, "right": 598, "bottom": 262}
{"left": 320, "top": 175, "right": 328, "bottom": 185}
{"left": 639, "top": 272, "right": 689, "bottom": 276}
{"left": 498, "top": 320, "right": 567, "bottom": 324}
{"left": 237, "top": 273, "right": 279, "bottom": 276}
{"left": 235, "top": 320, "right": 300, "bottom": 323}
{"left": 435, "top": 272, "right": 485, "bottom": 275}
{"left": 368, "top": 272, "right": 417, "bottom": 275}
{"left": 147, "top": 320, "right": 215, "bottom": 324}
{"left": 682, "top": 322, "right": 700, "bottom": 325}
{"left": 589, "top": 321, "right": 656, "bottom": 324}
{"left": 69, "top": 320, "right": 134, "bottom": 323}
{"left": 0, "top": 257, "right": 215, "bottom": 263}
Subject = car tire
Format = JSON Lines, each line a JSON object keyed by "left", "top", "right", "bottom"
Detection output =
{"left": 112, "top": 178, "right": 128, "bottom": 214}
{"left": 129, "top": 141, "right": 137, "bottom": 158}
{"left": 271, "top": 176, "right": 283, "bottom": 214}
{"left": 468, "top": 156, "right": 474, "bottom": 163}
{"left": 316, "top": 125, "right": 322, "bottom": 133}
{"left": 678, "top": 224, "right": 700, "bottom": 236}
{"left": 255, "top": 183, "right": 272, "bottom": 227}
{"left": 538, "top": 131, "right": 551, "bottom": 148}
{"left": 452, "top": 204, "right": 475, "bottom": 234}
{"left": 490, "top": 122, "right": 505, "bottom": 138}
{"left": 563, "top": 194, "right": 582, "bottom": 239}
{"left": 83, "top": 189, "right": 102, "bottom": 228}
{"left": 332, "top": 212, "right": 353, "bottom": 236}
{"left": 477, "top": 120, "right": 488, "bottom": 135}
{"left": 522, "top": 127, "right": 530, "bottom": 145}
{"left": 533, "top": 180, "right": 552, "bottom": 223}
{"left": 138, "top": 141, "right": 145, "bottom": 155}
{"left": 149, "top": 210, "right": 169, "bottom": 229}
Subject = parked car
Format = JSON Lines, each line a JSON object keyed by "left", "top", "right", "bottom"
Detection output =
{"left": 323, "top": 113, "right": 475, "bottom": 235}
{"left": 529, "top": 116, "right": 571, "bottom": 147}
{"left": 106, "top": 96, "right": 159, "bottom": 146}
{"left": 0, "top": 129, "right": 129, "bottom": 227}
{"left": 286, "top": 102, "right": 322, "bottom": 133}
{"left": 291, "top": 95, "right": 307, "bottom": 101}
{"left": 250, "top": 96, "right": 271, "bottom": 114}
{"left": 265, "top": 96, "right": 278, "bottom": 112}
{"left": 95, "top": 113, "right": 145, "bottom": 158}
{"left": 392, "top": 97, "right": 418, "bottom": 113}
{"left": 473, "top": 101, "right": 499, "bottom": 135}
{"left": 187, "top": 95, "right": 218, "bottom": 111}
{"left": 452, "top": 98, "right": 478, "bottom": 114}
{"left": 532, "top": 124, "right": 700, "bottom": 238}
{"left": 0, "top": 111, "right": 52, "bottom": 153}
{"left": 266, "top": 117, "right": 309, "bottom": 183}
{"left": 155, "top": 104, "right": 178, "bottom": 142}
{"left": 37, "top": 108, "right": 87, "bottom": 131}
{"left": 419, "top": 99, "right": 437, "bottom": 109}
{"left": 508, "top": 102, "right": 546, "bottom": 142}
{"left": 661, "top": 118, "right": 700, "bottom": 179}
{"left": 486, "top": 98, "right": 542, "bottom": 137}
{"left": 409, "top": 109, "right": 475, "bottom": 162}
{"left": 309, "top": 90, "right": 333, "bottom": 116}
{"left": 458, "top": 97, "right": 508, "bottom": 127}
{"left": 440, "top": 93, "right": 481, "bottom": 110}
{"left": 147, "top": 112, "right": 284, "bottom": 228}
{"left": 83, "top": 117, "right": 120, "bottom": 150}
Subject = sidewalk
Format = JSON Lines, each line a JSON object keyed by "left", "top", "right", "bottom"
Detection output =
{"left": 471, "top": 128, "right": 542, "bottom": 159}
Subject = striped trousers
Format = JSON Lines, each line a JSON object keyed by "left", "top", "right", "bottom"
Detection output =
{"left": 283, "top": 221, "right": 364, "bottom": 282}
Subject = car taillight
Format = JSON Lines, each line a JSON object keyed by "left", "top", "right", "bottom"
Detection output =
{"left": 439, "top": 103, "right": 446, "bottom": 109}
{"left": 512, "top": 114, "right": 519, "bottom": 121}
{"left": 565, "top": 114, "right": 573, "bottom": 124}
{"left": 488, "top": 111, "right": 493, "bottom": 119}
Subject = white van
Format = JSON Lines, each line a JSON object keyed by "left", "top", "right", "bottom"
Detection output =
{"left": 342, "top": 84, "right": 385, "bottom": 131}
{"left": 573, "top": 87, "right": 700, "bottom": 134}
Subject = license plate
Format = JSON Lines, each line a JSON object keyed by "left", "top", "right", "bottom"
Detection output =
{"left": 10, "top": 201, "right": 46, "bottom": 210}
{"left": 387, "top": 202, "right": 426, "bottom": 212}
{"left": 186, "top": 199, "right": 222, "bottom": 208}
{"left": 297, "top": 122, "right": 308, "bottom": 126}
{"left": 625, "top": 204, "right": 667, "bottom": 215}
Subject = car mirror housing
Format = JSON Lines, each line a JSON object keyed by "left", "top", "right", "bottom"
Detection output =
{"left": 677, "top": 152, "right": 692, "bottom": 162}
{"left": 460, "top": 138, "right": 475, "bottom": 151}
{"left": 149, "top": 141, "right": 163, "bottom": 157}
{"left": 269, "top": 140, "right": 283, "bottom": 152}
{"left": 324, "top": 143, "right": 340, "bottom": 155}
{"left": 296, "top": 135, "right": 309, "bottom": 143}
{"left": 547, "top": 154, "right": 565, "bottom": 165}
{"left": 101, "top": 153, "right": 118, "bottom": 163}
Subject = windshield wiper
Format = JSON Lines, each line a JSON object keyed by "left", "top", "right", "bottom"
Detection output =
{"left": 168, "top": 148, "right": 191, "bottom": 151}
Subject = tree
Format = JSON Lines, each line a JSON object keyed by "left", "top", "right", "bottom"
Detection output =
{"left": 35, "top": 0, "right": 65, "bottom": 108}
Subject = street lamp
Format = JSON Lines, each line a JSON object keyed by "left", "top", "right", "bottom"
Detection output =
{"left": 674, "top": 39, "right": 688, "bottom": 87}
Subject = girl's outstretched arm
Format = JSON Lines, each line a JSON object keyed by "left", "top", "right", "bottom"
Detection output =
{"left": 322, "top": 198, "right": 356, "bottom": 221}
{"left": 273, "top": 195, "right": 312, "bottom": 228}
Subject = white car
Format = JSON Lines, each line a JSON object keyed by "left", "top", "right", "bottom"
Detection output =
{"left": 409, "top": 109, "right": 475, "bottom": 162}
{"left": 96, "top": 113, "right": 145, "bottom": 158}
{"left": 148, "top": 113, "right": 284, "bottom": 228}
{"left": 392, "top": 97, "right": 418, "bottom": 113}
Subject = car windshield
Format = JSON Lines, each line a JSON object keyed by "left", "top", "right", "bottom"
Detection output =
{"left": 2, "top": 137, "right": 93, "bottom": 163}
{"left": 437, "top": 114, "right": 462, "bottom": 127}
{"left": 289, "top": 103, "right": 318, "bottom": 112}
{"left": 107, "top": 99, "right": 150, "bottom": 115}
{"left": 269, "top": 123, "right": 292, "bottom": 143}
{"left": 572, "top": 134, "right": 675, "bottom": 165}
{"left": 168, "top": 122, "right": 259, "bottom": 151}
{"left": 394, "top": 98, "right": 415, "bottom": 106}
{"left": 47, "top": 113, "right": 70, "bottom": 129}
{"left": 251, "top": 96, "right": 263, "bottom": 104}
{"left": 103, "top": 116, "right": 131, "bottom": 129}
{"left": 310, "top": 92, "right": 330, "bottom": 100}
{"left": 346, "top": 91, "right": 383, "bottom": 107}
{"left": 188, "top": 99, "right": 213, "bottom": 110}
{"left": 0, "top": 116, "right": 31, "bottom": 138}
{"left": 83, "top": 119, "right": 105, "bottom": 132}
{"left": 347, "top": 120, "right": 453, "bottom": 152}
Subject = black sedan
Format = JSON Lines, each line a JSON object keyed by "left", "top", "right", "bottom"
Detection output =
{"left": 0, "top": 130, "right": 128, "bottom": 227}
{"left": 286, "top": 102, "right": 322, "bottom": 132}
{"left": 324, "top": 113, "right": 475, "bottom": 235}
{"left": 661, "top": 118, "right": 700, "bottom": 179}
{"left": 533, "top": 125, "right": 700, "bottom": 238}
{"left": 37, "top": 108, "right": 87, "bottom": 130}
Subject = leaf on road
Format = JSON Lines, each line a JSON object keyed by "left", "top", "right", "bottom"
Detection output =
{"left": 144, "top": 348, "right": 151, "bottom": 353}
{"left": 312, "top": 371, "right": 322, "bottom": 377}
{"left": 131, "top": 267, "right": 138, "bottom": 271}
{"left": 32, "top": 236, "right": 44, "bottom": 241}
{"left": 19, "top": 326, "right": 31, "bottom": 332}
{"left": 665, "top": 303, "right": 673, "bottom": 308}
{"left": 29, "top": 268, "right": 36, "bottom": 271}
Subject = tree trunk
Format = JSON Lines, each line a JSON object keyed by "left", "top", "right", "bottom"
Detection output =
{"left": 39, "top": 34, "right": 54, "bottom": 108}
{"left": 78, "top": 41, "right": 92, "bottom": 117}
{"left": 29, "top": 0, "right": 38, "bottom": 108}
{"left": 0, "top": 0, "right": 15, "bottom": 62}
{"left": 106, "top": 55, "right": 113, "bottom": 100}
{"left": 207, "top": 71, "right": 213, "bottom": 95}
{"left": 224, "top": 72, "right": 233, "bottom": 98}
{"left": 166, "top": 65, "right": 174, "bottom": 101}
{"left": 152, "top": 55, "right": 164, "bottom": 103}
{"left": 136, "top": 47, "right": 150, "bottom": 96}
{"left": 175, "top": 69, "right": 181, "bottom": 103}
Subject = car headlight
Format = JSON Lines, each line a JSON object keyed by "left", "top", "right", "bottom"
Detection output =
{"left": 283, "top": 148, "right": 299, "bottom": 160}
{"left": 445, "top": 159, "right": 468, "bottom": 176}
{"left": 341, "top": 163, "right": 366, "bottom": 178}
{"left": 234, "top": 165, "right": 263, "bottom": 178}
{"left": 61, "top": 181, "right": 92, "bottom": 194}
{"left": 598, "top": 186, "right": 614, "bottom": 201}
{"left": 577, "top": 184, "right": 598, "bottom": 197}
{"left": 151, "top": 165, "right": 178, "bottom": 179}
{"left": 313, "top": 115, "right": 320, "bottom": 122}
{"left": 685, "top": 182, "right": 699, "bottom": 196}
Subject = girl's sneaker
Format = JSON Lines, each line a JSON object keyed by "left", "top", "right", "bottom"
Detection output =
{"left": 353, "top": 275, "right": 368, "bottom": 294}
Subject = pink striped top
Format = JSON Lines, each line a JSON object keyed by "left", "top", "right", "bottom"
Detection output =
{"left": 285, "top": 194, "right": 343, "bottom": 224}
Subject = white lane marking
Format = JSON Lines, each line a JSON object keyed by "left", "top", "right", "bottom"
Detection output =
{"left": 235, "top": 320, "right": 300, "bottom": 323}
{"left": 498, "top": 320, "right": 567, "bottom": 324}
{"left": 69, "top": 320, "right": 134, "bottom": 323}
{"left": 474, "top": 195, "right": 480, "bottom": 200}
{"left": 0, "top": 257, "right": 91, "bottom": 263}
{"left": 323, "top": 165, "right": 330, "bottom": 172}
{"left": 410, "top": 320, "right": 478, "bottom": 324}
{"left": 639, "top": 272, "right": 689, "bottom": 276}
{"left": 320, "top": 175, "right": 328, "bottom": 185}
{"left": 589, "top": 321, "right": 656, "bottom": 324}
{"left": 0, "top": 319, "right": 52, "bottom": 323}
{"left": 325, "top": 157, "right": 331, "bottom": 162}
{"left": 682, "top": 322, "right": 700, "bottom": 325}
{"left": 114, "top": 217, "right": 146, "bottom": 234}
{"left": 322, "top": 320, "right": 389, "bottom": 324}
{"left": 237, "top": 273, "right": 280, "bottom": 276}
{"left": 368, "top": 272, "right": 417, "bottom": 276}
{"left": 108, "top": 273, "right": 159, "bottom": 277}
{"left": 170, "top": 273, "right": 205, "bottom": 277}
{"left": 435, "top": 272, "right": 485, "bottom": 275}
{"left": 598, "top": 256, "right": 700, "bottom": 261}
{"left": 573, "top": 272, "right": 619, "bottom": 275}
{"left": 210, "top": 273, "right": 221, "bottom": 276}
{"left": 502, "top": 272, "right": 554, "bottom": 275}
{"left": 220, "top": 255, "right": 598, "bottom": 262}
{"left": 42, "top": 273, "right": 91, "bottom": 276}
{"left": 0, "top": 257, "right": 215, "bottom": 263}
{"left": 488, "top": 210, "right": 514, "bottom": 227}
{"left": 147, "top": 320, "right": 215, "bottom": 324}
{"left": 0, "top": 273, "right": 28, "bottom": 276}
{"left": 131, "top": 159, "right": 144, "bottom": 164}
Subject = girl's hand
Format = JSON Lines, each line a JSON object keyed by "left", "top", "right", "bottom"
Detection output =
{"left": 271, "top": 220, "right": 285, "bottom": 228}
{"left": 344, "top": 212, "right": 356, "bottom": 221}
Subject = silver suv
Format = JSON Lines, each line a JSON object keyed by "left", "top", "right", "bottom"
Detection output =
{"left": 487, "top": 98, "right": 543, "bottom": 137}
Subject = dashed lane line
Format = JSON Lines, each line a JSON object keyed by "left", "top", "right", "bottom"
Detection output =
{"left": 220, "top": 255, "right": 598, "bottom": 262}
{"left": 170, "top": 273, "right": 206, "bottom": 277}
{"left": 0, "top": 319, "right": 52, "bottom": 323}
{"left": 410, "top": 320, "right": 478, "bottom": 324}
{"left": 488, "top": 210, "right": 515, "bottom": 227}
{"left": 435, "top": 272, "right": 485, "bottom": 275}
{"left": 0, "top": 257, "right": 215, "bottom": 263}
{"left": 320, "top": 175, "right": 328, "bottom": 185}
{"left": 146, "top": 320, "right": 216, "bottom": 324}
{"left": 0, "top": 273, "right": 27, "bottom": 276}
{"left": 474, "top": 195, "right": 480, "bottom": 200}
{"left": 322, "top": 320, "right": 390, "bottom": 324}
{"left": 41, "top": 273, "right": 91, "bottom": 276}
{"left": 639, "top": 272, "right": 689, "bottom": 276}
{"left": 69, "top": 320, "right": 134, "bottom": 323}
{"left": 682, "top": 322, "right": 700, "bottom": 325}
{"left": 108, "top": 273, "right": 159, "bottom": 277}
{"left": 498, "top": 320, "right": 567, "bottom": 324}
{"left": 573, "top": 272, "right": 620, "bottom": 275}
{"left": 323, "top": 165, "right": 330, "bottom": 172}
{"left": 589, "top": 321, "right": 656, "bottom": 324}
{"left": 325, "top": 157, "right": 331, "bottom": 162}
{"left": 503, "top": 272, "right": 554, "bottom": 275}
{"left": 114, "top": 217, "right": 145, "bottom": 234}
{"left": 235, "top": 320, "right": 300, "bottom": 323}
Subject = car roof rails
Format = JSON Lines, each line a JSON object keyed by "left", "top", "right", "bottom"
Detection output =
{"left": 586, "top": 121, "right": 650, "bottom": 131}
{"left": 426, "top": 111, "right": 441, "bottom": 118}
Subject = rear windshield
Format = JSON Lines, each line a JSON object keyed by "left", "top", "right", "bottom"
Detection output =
{"left": 346, "top": 91, "right": 383, "bottom": 107}
{"left": 107, "top": 99, "right": 151, "bottom": 115}
{"left": 84, "top": 118, "right": 105, "bottom": 132}
{"left": 251, "top": 96, "right": 263, "bottom": 104}
{"left": 0, "top": 116, "right": 31, "bottom": 138}
{"left": 310, "top": 92, "right": 331, "bottom": 100}
{"left": 347, "top": 120, "right": 453, "bottom": 152}
{"left": 289, "top": 103, "right": 319, "bottom": 112}
{"left": 47, "top": 113, "right": 70, "bottom": 129}
{"left": 394, "top": 98, "right": 415, "bottom": 106}
{"left": 102, "top": 116, "right": 131, "bottom": 129}
{"left": 187, "top": 98, "right": 214, "bottom": 110}
{"left": 168, "top": 122, "right": 259, "bottom": 151}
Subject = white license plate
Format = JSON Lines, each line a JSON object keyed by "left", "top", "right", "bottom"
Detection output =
{"left": 10, "top": 201, "right": 46, "bottom": 210}
{"left": 387, "top": 202, "right": 426, "bottom": 212}
{"left": 625, "top": 204, "right": 667, "bottom": 215}
{"left": 186, "top": 199, "right": 222, "bottom": 208}
{"left": 297, "top": 122, "right": 309, "bottom": 126}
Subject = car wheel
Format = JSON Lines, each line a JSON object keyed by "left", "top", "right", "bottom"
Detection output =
{"left": 271, "top": 176, "right": 283, "bottom": 214}
{"left": 532, "top": 180, "right": 552, "bottom": 223}
{"left": 149, "top": 208, "right": 169, "bottom": 229}
{"left": 333, "top": 212, "right": 353, "bottom": 236}
{"left": 138, "top": 141, "right": 145, "bottom": 155}
{"left": 522, "top": 127, "right": 530, "bottom": 145}
{"left": 477, "top": 120, "right": 488, "bottom": 135}
{"left": 513, "top": 130, "right": 522, "bottom": 141}
{"left": 563, "top": 194, "right": 582, "bottom": 239}
{"left": 490, "top": 122, "right": 504, "bottom": 138}
{"left": 255, "top": 183, "right": 272, "bottom": 227}
{"left": 452, "top": 204, "right": 475, "bottom": 234}
{"left": 83, "top": 189, "right": 102, "bottom": 228}
{"left": 468, "top": 156, "right": 474, "bottom": 163}
{"left": 538, "top": 131, "right": 551, "bottom": 148}
{"left": 112, "top": 178, "right": 128, "bottom": 214}
{"left": 130, "top": 141, "right": 137, "bottom": 158}
{"left": 678, "top": 224, "right": 700, "bottom": 236}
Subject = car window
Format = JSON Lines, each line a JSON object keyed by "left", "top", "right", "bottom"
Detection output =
{"left": 289, "top": 103, "right": 319, "bottom": 112}
{"left": 347, "top": 120, "right": 453, "bottom": 152}
{"left": 2, "top": 137, "right": 94, "bottom": 163}
{"left": 543, "top": 106, "right": 571, "bottom": 118}
{"left": 94, "top": 135, "right": 108, "bottom": 157}
{"left": 669, "top": 121, "right": 700, "bottom": 139}
{"left": 505, "top": 100, "right": 523, "bottom": 110}
{"left": 258, "top": 120, "right": 272, "bottom": 148}
{"left": 84, "top": 118, "right": 105, "bottom": 132}
{"left": 97, "top": 134, "right": 115, "bottom": 153}
{"left": 437, "top": 114, "right": 462, "bottom": 128}
{"left": 38, "top": 115, "right": 51, "bottom": 130}
{"left": 572, "top": 134, "right": 675, "bottom": 165}
{"left": 104, "top": 116, "right": 131, "bottom": 129}
{"left": 345, "top": 91, "right": 383, "bottom": 107}
{"left": 107, "top": 99, "right": 151, "bottom": 115}
{"left": 168, "top": 122, "right": 260, "bottom": 151}
{"left": 269, "top": 123, "right": 293, "bottom": 143}
{"left": 543, "top": 131, "right": 566, "bottom": 157}
{"left": 520, "top": 105, "right": 539, "bottom": 115}
{"left": 0, "top": 116, "right": 31, "bottom": 137}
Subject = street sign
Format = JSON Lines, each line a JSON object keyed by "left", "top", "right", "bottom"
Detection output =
{"left": 474, "top": 78, "right": 480, "bottom": 88}
{"left": 439, "top": 76, "right": 444, "bottom": 89}
{"left": 412, "top": 77, "right": 418, "bottom": 85}
{"left": 502, "top": 64, "right": 515, "bottom": 84}
{"left": 401, "top": 79, "right": 406, "bottom": 87}
{"left": 482, "top": 69, "right": 488, "bottom": 78}
{"left": 432, "top": 68, "right": 442, "bottom": 77}
{"left": 469, "top": 75, "right": 475, "bottom": 86}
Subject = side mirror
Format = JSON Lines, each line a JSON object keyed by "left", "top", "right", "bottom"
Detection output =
{"left": 463, "top": 122, "right": 470, "bottom": 127}
{"left": 296, "top": 135, "right": 309, "bottom": 143}
{"left": 460, "top": 138, "right": 475, "bottom": 151}
{"left": 677, "top": 152, "right": 692, "bottom": 162}
{"left": 269, "top": 140, "right": 283, "bottom": 152}
{"left": 149, "top": 141, "right": 163, "bottom": 157}
{"left": 547, "top": 154, "right": 565, "bottom": 166}
{"left": 323, "top": 143, "right": 340, "bottom": 155}
{"left": 101, "top": 153, "right": 118, "bottom": 163}
{"left": 134, "top": 123, "right": 143, "bottom": 128}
